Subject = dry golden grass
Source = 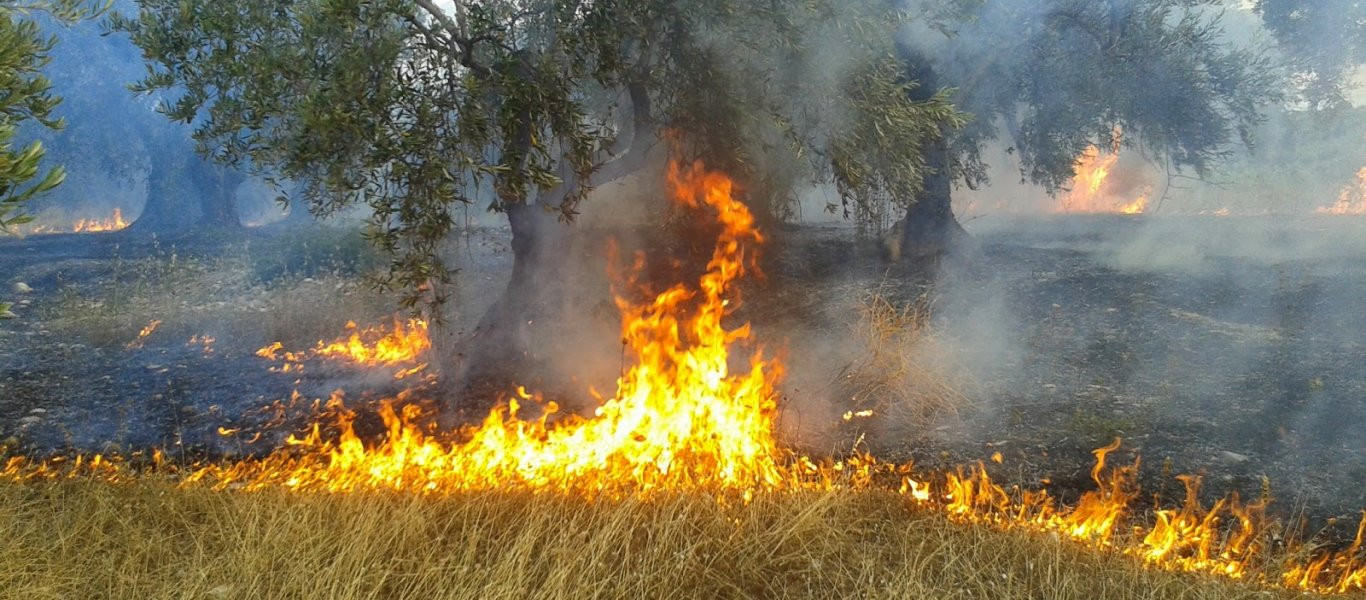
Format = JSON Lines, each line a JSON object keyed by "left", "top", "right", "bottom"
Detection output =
{"left": 0, "top": 480, "right": 1327, "bottom": 600}
{"left": 841, "top": 292, "right": 975, "bottom": 430}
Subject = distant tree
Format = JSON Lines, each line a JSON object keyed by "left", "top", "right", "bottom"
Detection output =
{"left": 0, "top": 0, "right": 107, "bottom": 230}
{"left": 19, "top": 8, "right": 245, "bottom": 234}
{"left": 1255, "top": 0, "right": 1365, "bottom": 110}
{"left": 112, "top": 2, "right": 958, "bottom": 301}
{"left": 111, "top": 0, "right": 963, "bottom": 403}
{"left": 885, "top": 0, "right": 1285, "bottom": 256}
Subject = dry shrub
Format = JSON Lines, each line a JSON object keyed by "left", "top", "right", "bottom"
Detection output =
{"left": 0, "top": 480, "right": 1299, "bottom": 600}
{"left": 840, "top": 291, "right": 975, "bottom": 432}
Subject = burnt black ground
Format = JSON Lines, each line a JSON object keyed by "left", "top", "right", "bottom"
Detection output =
{"left": 766, "top": 216, "right": 1366, "bottom": 533}
{"left": 2, "top": 216, "right": 1364, "bottom": 536}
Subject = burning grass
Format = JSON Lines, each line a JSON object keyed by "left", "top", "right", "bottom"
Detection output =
{"left": 1316, "top": 167, "right": 1366, "bottom": 215}
{"left": 1056, "top": 144, "right": 1150, "bottom": 215}
{"left": 4, "top": 160, "right": 1365, "bottom": 596}
{"left": 0, "top": 479, "right": 1326, "bottom": 600}
{"left": 17, "top": 208, "right": 130, "bottom": 235}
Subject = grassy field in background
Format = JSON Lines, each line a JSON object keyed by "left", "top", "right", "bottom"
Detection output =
{"left": 0, "top": 481, "right": 1325, "bottom": 600}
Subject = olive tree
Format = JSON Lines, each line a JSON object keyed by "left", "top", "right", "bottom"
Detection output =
{"left": 111, "top": 0, "right": 961, "bottom": 402}
{"left": 885, "top": 0, "right": 1284, "bottom": 256}
{"left": 1255, "top": 0, "right": 1364, "bottom": 110}
{"left": 0, "top": 0, "right": 106, "bottom": 230}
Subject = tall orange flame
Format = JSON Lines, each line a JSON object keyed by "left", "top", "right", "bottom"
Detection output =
{"left": 197, "top": 159, "right": 784, "bottom": 493}
{"left": 1060, "top": 147, "right": 1149, "bottom": 215}
{"left": 1316, "top": 167, "right": 1366, "bottom": 215}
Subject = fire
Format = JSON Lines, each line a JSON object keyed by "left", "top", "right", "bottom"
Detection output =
{"left": 1117, "top": 192, "right": 1148, "bottom": 215}
{"left": 187, "top": 334, "right": 216, "bottom": 354}
{"left": 1060, "top": 146, "right": 1149, "bottom": 214}
{"left": 256, "top": 318, "right": 430, "bottom": 376}
{"left": 124, "top": 319, "right": 162, "bottom": 349}
{"left": 1315, "top": 167, "right": 1366, "bottom": 215}
{"left": 1064, "top": 146, "right": 1119, "bottom": 210}
{"left": 889, "top": 440, "right": 1366, "bottom": 592}
{"left": 203, "top": 159, "right": 784, "bottom": 493}
{"left": 21, "top": 208, "right": 129, "bottom": 234}
{"left": 315, "top": 319, "right": 430, "bottom": 365}
{"left": 72, "top": 208, "right": 129, "bottom": 232}
{"left": 3, "top": 159, "right": 1364, "bottom": 593}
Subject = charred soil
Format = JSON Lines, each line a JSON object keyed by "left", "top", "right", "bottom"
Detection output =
{"left": 2, "top": 216, "right": 1364, "bottom": 537}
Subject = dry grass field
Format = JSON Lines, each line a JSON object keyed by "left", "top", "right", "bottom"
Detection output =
{"left": 0, "top": 480, "right": 1327, "bottom": 600}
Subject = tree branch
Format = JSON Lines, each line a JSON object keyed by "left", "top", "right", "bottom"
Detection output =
{"left": 538, "top": 77, "right": 657, "bottom": 211}
{"left": 413, "top": 0, "right": 463, "bottom": 40}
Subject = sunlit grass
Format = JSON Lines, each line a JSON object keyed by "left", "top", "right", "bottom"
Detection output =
{"left": 0, "top": 480, "right": 1319, "bottom": 600}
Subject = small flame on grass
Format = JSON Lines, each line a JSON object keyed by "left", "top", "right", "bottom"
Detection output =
{"left": 188, "top": 335, "right": 215, "bottom": 354}
{"left": 21, "top": 208, "right": 130, "bottom": 235}
{"left": 256, "top": 318, "right": 430, "bottom": 377}
{"left": 125, "top": 320, "right": 162, "bottom": 349}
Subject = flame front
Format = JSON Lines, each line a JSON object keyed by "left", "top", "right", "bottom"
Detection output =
{"left": 200, "top": 159, "right": 783, "bottom": 493}
{"left": 256, "top": 318, "right": 431, "bottom": 377}
{"left": 1060, "top": 146, "right": 1149, "bottom": 215}
{"left": 71, "top": 208, "right": 129, "bottom": 232}
{"left": 21, "top": 208, "right": 129, "bottom": 234}
{"left": 1316, "top": 167, "right": 1366, "bottom": 215}
{"left": 6, "top": 160, "right": 1365, "bottom": 594}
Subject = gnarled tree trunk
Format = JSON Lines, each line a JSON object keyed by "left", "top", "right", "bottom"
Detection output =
{"left": 444, "top": 201, "right": 577, "bottom": 419}
{"left": 895, "top": 138, "right": 971, "bottom": 263}
{"left": 887, "top": 50, "right": 973, "bottom": 267}
{"left": 128, "top": 155, "right": 241, "bottom": 235}
{"left": 194, "top": 162, "right": 242, "bottom": 230}
{"left": 441, "top": 71, "right": 657, "bottom": 419}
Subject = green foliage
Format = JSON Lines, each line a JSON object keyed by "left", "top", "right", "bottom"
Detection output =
{"left": 112, "top": 0, "right": 962, "bottom": 308}
{"left": 832, "top": 57, "right": 964, "bottom": 225}
{"left": 1255, "top": 0, "right": 1365, "bottom": 110}
{"left": 0, "top": 0, "right": 106, "bottom": 230}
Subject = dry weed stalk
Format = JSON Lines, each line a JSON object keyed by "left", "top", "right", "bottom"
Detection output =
{"left": 842, "top": 291, "right": 975, "bottom": 431}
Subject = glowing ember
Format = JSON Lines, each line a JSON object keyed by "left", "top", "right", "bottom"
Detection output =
{"left": 1316, "top": 167, "right": 1366, "bottom": 215}
{"left": 124, "top": 319, "right": 162, "bottom": 349}
{"left": 1060, "top": 146, "right": 1150, "bottom": 215}
{"left": 188, "top": 334, "right": 216, "bottom": 354}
